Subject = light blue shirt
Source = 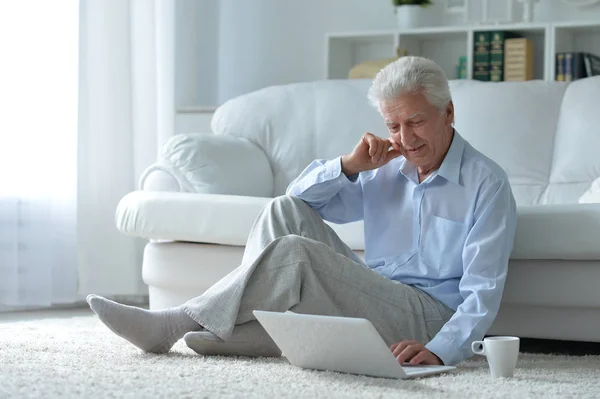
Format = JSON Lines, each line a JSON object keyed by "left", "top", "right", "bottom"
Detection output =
{"left": 285, "top": 131, "right": 517, "bottom": 366}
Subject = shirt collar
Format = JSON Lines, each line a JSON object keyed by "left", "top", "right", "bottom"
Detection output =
{"left": 397, "top": 129, "right": 465, "bottom": 185}
{"left": 398, "top": 156, "right": 417, "bottom": 184}
{"left": 436, "top": 129, "right": 464, "bottom": 185}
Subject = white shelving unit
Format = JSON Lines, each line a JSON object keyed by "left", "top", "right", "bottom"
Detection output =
{"left": 327, "top": 30, "right": 398, "bottom": 80}
{"left": 396, "top": 26, "right": 470, "bottom": 80}
{"left": 552, "top": 21, "right": 600, "bottom": 79}
{"left": 325, "top": 21, "right": 600, "bottom": 82}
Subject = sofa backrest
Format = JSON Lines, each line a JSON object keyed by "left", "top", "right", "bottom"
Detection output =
{"left": 547, "top": 76, "right": 600, "bottom": 204}
{"left": 212, "top": 80, "right": 381, "bottom": 198}
{"left": 450, "top": 80, "right": 567, "bottom": 205}
{"left": 211, "top": 76, "right": 600, "bottom": 206}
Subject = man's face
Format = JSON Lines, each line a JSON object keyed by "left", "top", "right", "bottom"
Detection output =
{"left": 381, "top": 92, "right": 454, "bottom": 170}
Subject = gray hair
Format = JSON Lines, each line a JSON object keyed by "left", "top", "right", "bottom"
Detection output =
{"left": 367, "top": 56, "right": 452, "bottom": 114}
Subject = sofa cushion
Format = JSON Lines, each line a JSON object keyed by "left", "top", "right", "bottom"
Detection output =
{"left": 511, "top": 203, "right": 600, "bottom": 260}
{"left": 116, "top": 192, "right": 600, "bottom": 260}
{"left": 451, "top": 80, "right": 568, "bottom": 206}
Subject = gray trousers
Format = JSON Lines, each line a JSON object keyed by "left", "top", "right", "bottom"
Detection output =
{"left": 183, "top": 195, "right": 454, "bottom": 347}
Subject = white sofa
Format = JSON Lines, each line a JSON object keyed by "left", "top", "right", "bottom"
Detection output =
{"left": 116, "top": 77, "right": 600, "bottom": 343}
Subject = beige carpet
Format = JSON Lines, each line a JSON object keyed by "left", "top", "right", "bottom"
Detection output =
{"left": 1, "top": 316, "right": 599, "bottom": 398}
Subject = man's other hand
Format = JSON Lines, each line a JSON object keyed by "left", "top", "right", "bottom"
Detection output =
{"left": 390, "top": 340, "right": 443, "bottom": 365}
{"left": 341, "top": 132, "right": 403, "bottom": 176}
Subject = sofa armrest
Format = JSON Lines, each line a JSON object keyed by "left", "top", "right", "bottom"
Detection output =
{"left": 116, "top": 191, "right": 272, "bottom": 243}
{"left": 512, "top": 203, "right": 600, "bottom": 260}
{"left": 139, "top": 133, "right": 273, "bottom": 197}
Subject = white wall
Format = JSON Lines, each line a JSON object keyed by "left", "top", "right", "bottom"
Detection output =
{"left": 176, "top": 0, "right": 600, "bottom": 108}
{"left": 175, "top": 0, "right": 218, "bottom": 109}
{"left": 217, "top": 0, "right": 406, "bottom": 104}
{"left": 175, "top": 111, "right": 214, "bottom": 135}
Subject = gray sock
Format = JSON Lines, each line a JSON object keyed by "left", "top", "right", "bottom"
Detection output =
{"left": 183, "top": 320, "right": 281, "bottom": 358}
{"left": 87, "top": 294, "right": 201, "bottom": 353}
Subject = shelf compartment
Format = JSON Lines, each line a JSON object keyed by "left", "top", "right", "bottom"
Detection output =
{"left": 553, "top": 22, "right": 600, "bottom": 80}
{"left": 326, "top": 32, "right": 397, "bottom": 79}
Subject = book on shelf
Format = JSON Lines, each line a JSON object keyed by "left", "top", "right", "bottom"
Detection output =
{"left": 474, "top": 30, "right": 528, "bottom": 82}
{"left": 473, "top": 32, "right": 490, "bottom": 81}
{"left": 585, "top": 53, "right": 600, "bottom": 77}
{"left": 504, "top": 38, "right": 534, "bottom": 81}
{"left": 556, "top": 53, "right": 565, "bottom": 81}
{"left": 555, "top": 52, "right": 600, "bottom": 81}
{"left": 490, "top": 31, "right": 519, "bottom": 82}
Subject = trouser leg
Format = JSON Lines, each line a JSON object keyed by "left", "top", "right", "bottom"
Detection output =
{"left": 240, "top": 195, "right": 365, "bottom": 266}
{"left": 183, "top": 231, "right": 452, "bottom": 346}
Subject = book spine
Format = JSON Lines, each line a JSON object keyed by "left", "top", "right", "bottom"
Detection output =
{"left": 573, "top": 53, "right": 586, "bottom": 79}
{"left": 564, "top": 53, "right": 573, "bottom": 82}
{"left": 583, "top": 53, "right": 593, "bottom": 77}
{"left": 473, "top": 32, "right": 490, "bottom": 81}
{"left": 556, "top": 53, "right": 564, "bottom": 81}
{"left": 583, "top": 53, "right": 600, "bottom": 76}
{"left": 490, "top": 31, "right": 505, "bottom": 82}
{"left": 526, "top": 39, "right": 534, "bottom": 80}
{"left": 504, "top": 38, "right": 529, "bottom": 81}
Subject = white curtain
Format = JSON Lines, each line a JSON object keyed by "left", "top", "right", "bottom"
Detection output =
{"left": 77, "top": 0, "right": 175, "bottom": 297}
{"left": 0, "top": 1, "right": 79, "bottom": 308}
{"left": 0, "top": 0, "right": 175, "bottom": 308}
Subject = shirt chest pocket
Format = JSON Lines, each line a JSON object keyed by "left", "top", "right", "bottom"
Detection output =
{"left": 421, "top": 215, "right": 467, "bottom": 274}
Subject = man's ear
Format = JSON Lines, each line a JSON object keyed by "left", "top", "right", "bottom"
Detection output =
{"left": 445, "top": 101, "right": 454, "bottom": 126}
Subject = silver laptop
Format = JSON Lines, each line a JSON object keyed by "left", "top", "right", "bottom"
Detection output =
{"left": 253, "top": 310, "right": 456, "bottom": 379}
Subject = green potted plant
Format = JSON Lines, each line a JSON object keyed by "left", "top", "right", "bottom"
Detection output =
{"left": 392, "top": 0, "right": 436, "bottom": 29}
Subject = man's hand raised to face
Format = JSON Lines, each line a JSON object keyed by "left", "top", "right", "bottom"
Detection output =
{"left": 341, "top": 132, "right": 404, "bottom": 176}
{"left": 390, "top": 340, "right": 443, "bottom": 366}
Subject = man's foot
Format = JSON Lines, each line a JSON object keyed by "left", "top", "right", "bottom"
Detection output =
{"left": 87, "top": 294, "right": 201, "bottom": 353}
{"left": 183, "top": 321, "right": 282, "bottom": 358}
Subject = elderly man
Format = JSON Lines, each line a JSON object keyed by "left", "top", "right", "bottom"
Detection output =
{"left": 87, "top": 56, "right": 517, "bottom": 366}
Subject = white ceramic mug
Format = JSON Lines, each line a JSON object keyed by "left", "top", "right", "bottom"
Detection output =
{"left": 471, "top": 336, "right": 520, "bottom": 378}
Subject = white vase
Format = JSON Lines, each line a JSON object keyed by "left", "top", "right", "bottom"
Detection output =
{"left": 517, "top": 0, "right": 540, "bottom": 23}
{"left": 396, "top": 5, "right": 433, "bottom": 29}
